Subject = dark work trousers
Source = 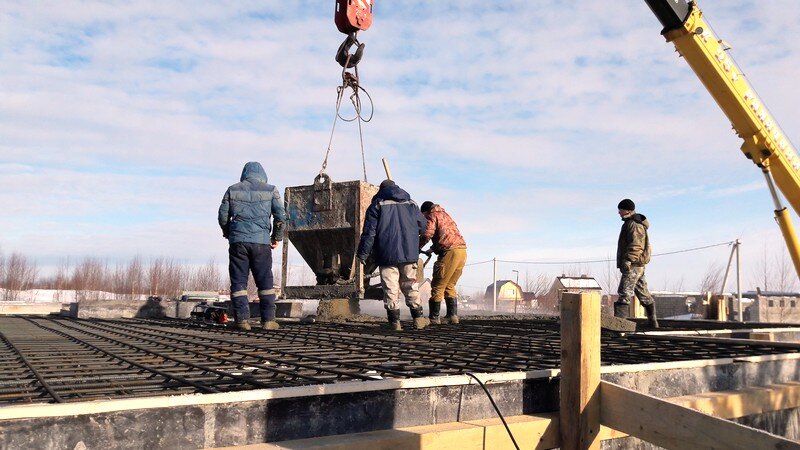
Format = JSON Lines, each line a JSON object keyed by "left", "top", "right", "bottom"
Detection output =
{"left": 229, "top": 242, "right": 277, "bottom": 323}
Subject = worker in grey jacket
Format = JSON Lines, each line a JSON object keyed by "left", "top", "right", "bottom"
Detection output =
{"left": 218, "top": 162, "right": 286, "bottom": 331}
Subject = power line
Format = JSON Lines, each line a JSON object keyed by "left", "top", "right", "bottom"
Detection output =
{"left": 460, "top": 240, "right": 734, "bottom": 267}
{"left": 464, "top": 259, "right": 494, "bottom": 267}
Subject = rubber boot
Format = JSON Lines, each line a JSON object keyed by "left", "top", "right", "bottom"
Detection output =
{"left": 643, "top": 303, "right": 659, "bottom": 328}
{"left": 387, "top": 309, "right": 402, "bottom": 331}
{"left": 410, "top": 307, "right": 430, "bottom": 330}
{"left": 428, "top": 300, "right": 442, "bottom": 324}
{"left": 258, "top": 293, "right": 277, "bottom": 324}
{"left": 613, "top": 302, "right": 628, "bottom": 318}
{"left": 261, "top": 320, "right": 280, "bottom": 330}
{"left": 231, "top": 294, "right": 250, "bottom": 324}
{"left": 445, "top": 298, "right": 459, "bottom": 324}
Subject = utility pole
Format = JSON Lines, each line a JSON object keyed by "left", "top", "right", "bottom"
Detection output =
{"left": 493, "top": 258, "right": 497, "bottom": 312}
{"left": 512, "top": 269, "right": 520, "bottom": 315}
{"left": 720, "top": 242, "right": 737, "bottom": 295}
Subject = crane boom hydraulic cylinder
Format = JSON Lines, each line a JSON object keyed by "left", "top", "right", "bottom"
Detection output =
{"left": 645, "top": 0, "right": 800, "bottom": 280}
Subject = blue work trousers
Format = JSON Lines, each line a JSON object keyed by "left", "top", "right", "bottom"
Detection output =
{"left": 229, "top": 242, "right": 277, "bottom": 322}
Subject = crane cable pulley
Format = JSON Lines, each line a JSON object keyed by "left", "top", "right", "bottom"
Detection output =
{"left": 320, "top": 1, "right": 375, "bottom": 182}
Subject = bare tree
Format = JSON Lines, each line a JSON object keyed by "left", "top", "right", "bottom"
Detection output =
{"left": 110, "top": 263, "right": 126, "bottom": 299}
{"left": 0, "top": 250, "right": 6, "bottom": 292}
{"left": 53, "top": 259, "right": 71, "bottom": 295}
{"left": 669, "top": 276, "right": 685, "bottom": 293}
{"left": 751, "top": 242, "right": 774, "bottom": 292}
{"left": 600, "top": 258, "right": 620, "bottom": 296}
{"left": 125, "top": 256, "right": 145, "bottom": 299}
{"left": 774, "top": 249, "right": 798, "bottom": 293}
{"left": 71, "top": 257, "right": 108, "bottom": 300}
{"left": 148, "top": 258, "right": 165, "bottom": 296}
{"left": 524, "top": 270, "right": 551, "bottom": 298}
{"left": 187, "top": 259, "right": 222, "bottom": 291}
{"left": 698, "top": 262, "right": 723, "bottom": 294}
{"left": 561, "top": 264, "right": 587, "bottom": 277}
{"left": 2, "top": 253, "right": 38, "bottom": 301}
{"left": 160, "top": 258, "right": 184, "bottom": 298}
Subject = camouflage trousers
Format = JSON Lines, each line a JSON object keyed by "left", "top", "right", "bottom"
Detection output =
{"left": 616, "top": 266, "right": 654, "bottom": 306}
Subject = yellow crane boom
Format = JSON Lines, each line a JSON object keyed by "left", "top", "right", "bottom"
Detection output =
{"left": 645, "top": 0, "right": 800, "bottom": 279}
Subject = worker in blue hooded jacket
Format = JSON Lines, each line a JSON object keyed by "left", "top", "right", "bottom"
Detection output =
{"left": 218, "top": 162, "right": 286, "bottom": 331}
{"left": 357, "top": 180, "right": 429, "bottom": 330}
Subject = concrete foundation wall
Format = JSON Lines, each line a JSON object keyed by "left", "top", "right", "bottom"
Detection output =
{"left": 73, "top": 298, "right": 172, "bottom": 319}
{"left": 63, "top": 299, "right": 304, "bottom": 320}
{"left": 2, "top": 358, "right": 799, "bottom": 449}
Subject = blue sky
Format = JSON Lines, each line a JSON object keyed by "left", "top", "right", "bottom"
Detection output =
{"left": 2, "top": 0, "right": 800, "bottom": 294}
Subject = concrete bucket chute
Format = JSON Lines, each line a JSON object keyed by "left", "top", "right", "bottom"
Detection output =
{"left": 281, "top": 174, "right": 379, "bottom": 299}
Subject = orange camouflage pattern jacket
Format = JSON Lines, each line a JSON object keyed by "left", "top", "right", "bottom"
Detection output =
{"left": 420, "top": 205, "right": 466, "bottom": 254}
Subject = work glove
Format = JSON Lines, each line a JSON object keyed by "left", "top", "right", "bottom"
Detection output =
{"left": 623, "top": 261, "right": 632, "bottom": 272}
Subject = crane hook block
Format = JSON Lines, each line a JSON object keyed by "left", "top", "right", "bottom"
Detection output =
{"left": 335, "top": 0, "right": 373, "bottom": 34}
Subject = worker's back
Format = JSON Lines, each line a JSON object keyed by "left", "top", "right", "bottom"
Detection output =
{"left": 219, "top": 162, "right": 286, "bottom": 245}
{"left": 358, "top": 181, "right": 426, "bottom": 267}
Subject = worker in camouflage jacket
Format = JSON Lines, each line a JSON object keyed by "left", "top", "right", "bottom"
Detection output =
{"left": 357, "top": 180, "right": 429, "bottom": 331}
{"left": 614, "top": 198, "right": 658, "bottom": 327}
{"left": 419, "top": 201, "right": 467, "bottom": 325}
{"left": 218, "top": 162, "right": 286, "bottom": 331}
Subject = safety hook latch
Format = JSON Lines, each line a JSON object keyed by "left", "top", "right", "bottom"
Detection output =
{"left": 335, "top": 33, "right": 365, "bottom": 69}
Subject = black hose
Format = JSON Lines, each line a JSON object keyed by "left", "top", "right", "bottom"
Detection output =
{"left": 464, "top": 372, "right": 521, "bottom": 450}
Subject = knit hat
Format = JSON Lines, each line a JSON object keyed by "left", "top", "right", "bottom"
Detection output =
{"left": 379, "top": 179, "right": 396, "bottom": 189}
{"left": 420, "top": 201, "right": 434, "bottom": 213}
{"left": 617, "top": 198, "right": 635, "bottom": 211}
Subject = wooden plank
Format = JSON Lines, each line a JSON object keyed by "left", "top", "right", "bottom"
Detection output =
{"left": 559, "top": 292, "right": 601, "bottom": 450}
{"left": 465, "top": 413, "right": 559, "bottom": 449}
{"left": 211, "top": 422, "right": 484, "bottom": 450}
{"left": 640, "top": 333, "right": 800, "bottom": 350}
{"left": 600, "top": 381, "right": 800, "bottom": 450}
{"left": 671, "top": 382, "right": 800, "bottom": 419}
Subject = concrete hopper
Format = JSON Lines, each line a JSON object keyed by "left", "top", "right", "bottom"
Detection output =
{"left": 280, "top": 173, "right": 379, "bottom": 299}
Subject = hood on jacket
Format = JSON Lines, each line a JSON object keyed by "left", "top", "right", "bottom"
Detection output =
{"left": 423, "top": 204, "right": 443, "bottom": 217}
{"left": 628, "top": 213, "right": 649, "bottom": 229}
{"left": 377, "top": 183, "right": 411, "bottom": 202}
{"left": 240, "top": 162, "right": 268, "bottom": 183}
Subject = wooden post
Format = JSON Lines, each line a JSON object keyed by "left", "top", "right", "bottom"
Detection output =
{"left": 560, "top": 291, "right": 601, "bottom": 450}
{"left": 707, "top": 294, "right": 729, "bottom": 321}
{"left": 631, "top": 296, "right": 644, "bottom": 319}
{"left": 381, "top": 158, "right": 393, "bottom": 181}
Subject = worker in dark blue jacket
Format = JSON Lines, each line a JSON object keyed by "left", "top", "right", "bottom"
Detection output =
{"left": 218, "top": 162, "right": 286, "bottom": 331}
{"left": 357, "top": 180, "right": 429, "bottom": 330}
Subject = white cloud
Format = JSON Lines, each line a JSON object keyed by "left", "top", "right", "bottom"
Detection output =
{"left": 2, "top": 0, "right": 800, "bottom": 292}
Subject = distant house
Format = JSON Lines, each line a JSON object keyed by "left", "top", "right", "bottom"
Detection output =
{"left": 540, "top": 275, "right": 602, "bottom": 314}
{"left": 745, "top": 290, "right": 800, "bottom": 323}
{"left": 484, "top": 280, "right": 523, "bottom": 310}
